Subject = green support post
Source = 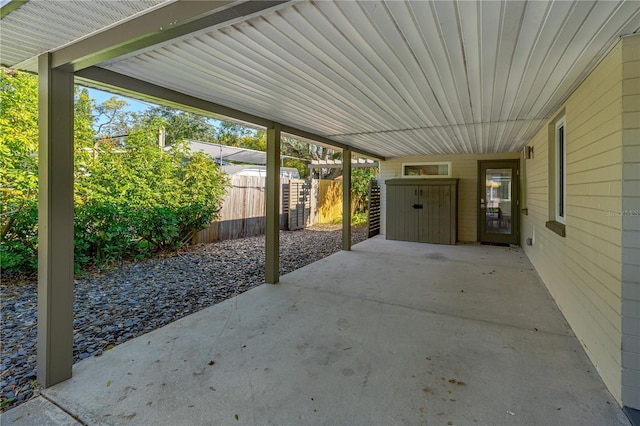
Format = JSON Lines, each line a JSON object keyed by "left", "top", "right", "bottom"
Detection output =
{"left": 342, "top": 148, "right": 352, "bottom": 251}
{"left": 265, "top": 124, "right": 281, "bottom": 284}
{"left": 37, "top": 53, "right": 75, "bottom": 387}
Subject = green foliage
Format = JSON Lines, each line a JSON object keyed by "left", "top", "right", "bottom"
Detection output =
{"left": 136, "top": 106, "right": 218, "bottom": 145}
{"left": 1, "top": 71, "right": 39, "bottom": 221}
{"left": 94, "top": 96, "right": 129, "bottom": 137}
{"left": 1, "top": 70, "right": 39, "bottom": 272}
{"left": 351, "top": 211, "right": 368, "bottom": 226}
{"left": 216, "top": 122, "right": 253, "bottom": 146}
{"left": 73, "top": 123, "right": 228, "bottom": 268}
{"left": 75, "top": 88, "right": 97, "bottom": 147}
{"left": 283, "top": 158, "right": 309, "bottom": 179}
{"left": 281, "top": 136, "right": 339, "bottom": 180}
{"left": 1, "top": 72, "right": 101, "bottom": 272}
{"left": 351, "top": 167, "right": 378, "bottom": 213}
{"left": 1, "top": 69, "right": 228, "bottom": 274}
{"left": 237, "top": 129, "right": 266, "bottom": 151}
{"left": 0, "top": 199, "right": 38, "bottom": 272}
{"left": 330, "top": 211, "right": 368, "bottom": 227}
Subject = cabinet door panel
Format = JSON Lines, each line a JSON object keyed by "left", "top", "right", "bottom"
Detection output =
{"left": 439, "top": 186, "right": 452, "bottom": 244}
{"left": 402, "top": 186, "right": 419, "bottom": 241}
{"left": 418, "top": 185, "right": 452, "bottom": 244}
{"left": 418, "top": 185, "right": 432, "bottom": 243}
{"left": 387, "top": 185, "right": 418, "bottom": 241}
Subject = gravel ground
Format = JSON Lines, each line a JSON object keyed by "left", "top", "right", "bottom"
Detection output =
{"left": 0, "top": 225, "right": 367, "bottom": 412}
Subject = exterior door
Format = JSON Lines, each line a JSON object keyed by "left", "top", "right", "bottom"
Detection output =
{"left": 478, "top": 160, "right": 519, "bottom": 245}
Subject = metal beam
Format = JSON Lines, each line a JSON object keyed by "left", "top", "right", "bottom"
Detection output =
{"left": 308, "top": 163, "right": 379, "bottom": 170}
{"left": 76, "top": 66, "right": 273, "bottom": 128}
{"left": 52, "top": 1, "right": 288, "bottom": 72}
{"left": 0, "top": 0, "right": 28, "bottom": 19}
{"left": 265, "top": 124, "right": 281, "bottom": 284}
{"left": 281, "top": 125, "right": 385, "bottom": 161}
{"left": 342, "top": 148, "right": 352, "bottom": 251}
{"left": 76, "top": 67, "right": 387, "bottom": 159}
{"left": 37, "top": 53, "right": 75, "bottom": 387}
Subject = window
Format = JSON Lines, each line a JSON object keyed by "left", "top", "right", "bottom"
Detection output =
{"left": 546, "top": 114, "right": 566, "bottom": 237}
{"left": 402, "top": 162, "right": 451, "bottom": 178}
{"left": 555, "top": 119, "right": 566, "bottom": 223}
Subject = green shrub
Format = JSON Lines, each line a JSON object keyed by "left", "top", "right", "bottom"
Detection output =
{"left": 1, "top": 69, "right": 229, "bottom": 275}
{"left": 330, "top": 212, "right": 368, "bottom": 227}
{"left": 0, "top": 200, "right": 38, "bottom": 272}
{"left": 352, "top": 211, "right": 368, "bottom": 226}
{"left": 72, "top": 200, "right": 223, "bottom": 270}
{"left": 351, "top": 168, "right": 378, "bottom": 213}
{"left": 74, "top": 201, "right": 136, "bottom": 267}
{"left": 70, "top": 142, "right": 228, "bottom": 271}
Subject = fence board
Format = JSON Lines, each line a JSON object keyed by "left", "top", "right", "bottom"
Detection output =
{"left": 368, "top": 180, "right": 381, "bottom": 237}
{"left": 318, "top": 180, "right": 343, "bottom": 224}
{"left": 193, "top": 175, "right": 285, "bottom": 244}
{"left": 288, "top": 179, "right": 312, "bottom": 230}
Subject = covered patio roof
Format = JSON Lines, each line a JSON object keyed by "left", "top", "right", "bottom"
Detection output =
{"left": 2, "top": 0, "right": 639, "bottom": 158}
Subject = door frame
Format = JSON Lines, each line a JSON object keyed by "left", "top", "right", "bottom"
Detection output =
{"left": 477, "top": 160, "right": 520, "bottom": 245}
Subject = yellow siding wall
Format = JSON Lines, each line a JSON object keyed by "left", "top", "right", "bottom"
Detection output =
{"left": 379, "top": 152, "right": 519, "bottom": 242}
{"left": 521, "top": 40, "right": 626, "bottom": 403}
{"left": 621, "top": 35, "right": 640, "bottom": 409}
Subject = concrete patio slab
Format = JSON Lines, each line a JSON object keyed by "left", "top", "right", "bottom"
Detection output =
{"left": 0, "top": 395, "right": 81, "bottom": 425}
{"left": 1, "top": 237, "right": 630, "bottom": 425}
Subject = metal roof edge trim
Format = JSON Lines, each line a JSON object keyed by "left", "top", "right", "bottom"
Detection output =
{"left": 0, "top": 0, "right": 27, "bottom": 19}
{"left": 52, "top": 0, "right": 290, "bottom": 72}
{"left": 99, "top": 0, "right": 305, "bottom": 69}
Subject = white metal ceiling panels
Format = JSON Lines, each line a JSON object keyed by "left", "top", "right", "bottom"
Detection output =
{"left": 5, "top": 0, "right": 638, "bottom": 158}
{"left": 0, "top": 0, "right": 167, "bottom": 69}
{"left": 99, "top": 0, "right": 639, "bottom": 158}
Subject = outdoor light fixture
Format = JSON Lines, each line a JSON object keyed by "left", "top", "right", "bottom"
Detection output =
{"left": 524, "top": 146, "right": 534, "bottom": 159}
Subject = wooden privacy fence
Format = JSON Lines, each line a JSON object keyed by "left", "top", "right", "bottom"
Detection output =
{"left": 193, "top": 176, "right": 330, "bottom": 244}
{"left": 192, "top": 176, "right": 381, "bottom": 244}
{"left": 193, "top": 177, "right": 360, "bottom": 244}
{"left": 193, "top": 175, "right": 268, "bottom": 244}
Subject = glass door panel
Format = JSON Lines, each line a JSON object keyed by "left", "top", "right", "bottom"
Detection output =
{"left": 478, "top": 160, "right": 519, "bottom": 245}
{"left": 485, "top": 168, "right": 512, "bottom": 235}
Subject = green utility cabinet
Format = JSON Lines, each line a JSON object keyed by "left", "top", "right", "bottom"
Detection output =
{"left": 385, "top": 178, "right": 458, "bottom": 244}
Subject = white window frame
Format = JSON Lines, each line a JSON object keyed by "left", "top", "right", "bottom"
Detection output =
{"left": 555, "top": 118, "right": 566, "bottom": 223}
{"left": 401, "top": 161, "right": 452, "bottom": 178}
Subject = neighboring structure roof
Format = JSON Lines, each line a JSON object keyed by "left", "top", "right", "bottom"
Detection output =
{"left": 183, "top": 140, "right": 307, "bottom": 165}
{"left": 186, "top": 140, "right": 268, "bottom": 165}
{"left": 2, "top": 0, "right": 639, "bottom": 158}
